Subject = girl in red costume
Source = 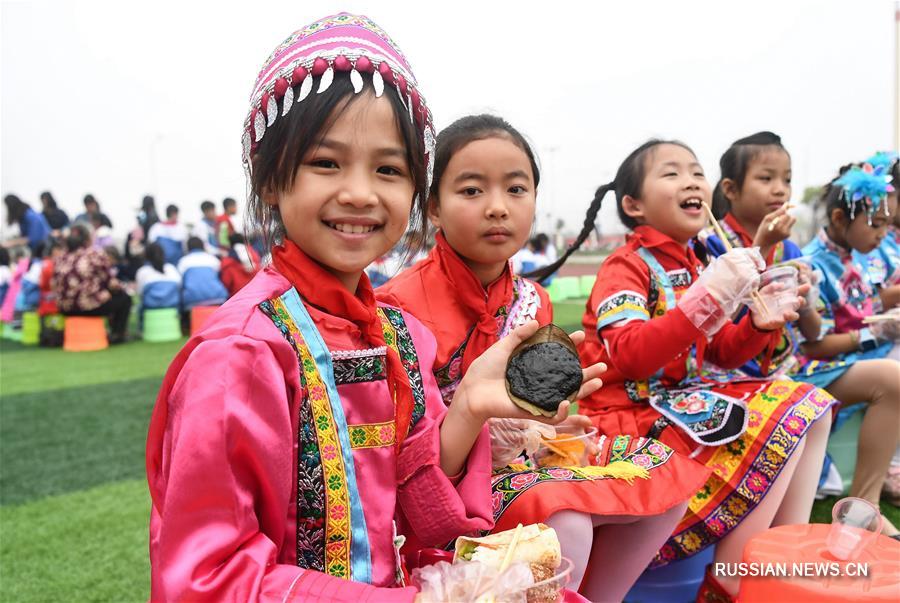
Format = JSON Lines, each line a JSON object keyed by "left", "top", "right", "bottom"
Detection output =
{"left": 379, "top": 115, "right": 709, "bottom": 600}
{"left": 539, "top": 139, "right": 836, "bottom": 601}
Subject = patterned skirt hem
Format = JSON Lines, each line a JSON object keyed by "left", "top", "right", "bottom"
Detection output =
{"left": 652, "top": 381, "right": 836, "bottom": 567}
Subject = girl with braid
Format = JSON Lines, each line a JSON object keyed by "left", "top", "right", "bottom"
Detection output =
{"left": 538, "top": 140, "right": 836, "bottom": 601}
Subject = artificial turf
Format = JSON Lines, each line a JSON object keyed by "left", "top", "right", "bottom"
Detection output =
{"left": 0, "top": 311, "right": 896, "bottom": 601}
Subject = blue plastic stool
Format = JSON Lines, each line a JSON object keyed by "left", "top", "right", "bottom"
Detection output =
{"left": 624, "top": 546, "right": 714, "bottom": 603}
{"left": 825, "top": 406, "right": 865, "bottom": 491}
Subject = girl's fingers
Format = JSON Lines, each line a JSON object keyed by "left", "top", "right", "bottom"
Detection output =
{"left": 567, "top": 330, "right": 586, "bottom": 346}
{"left": 500, "top": 320, "right": 540, "bottom": 352}
{"left": 582, "top": 362, "right": 607, "bottom": 382}
{"left": 564, "top": 414, "right": 594, "bottom": 429}
{"left": 549, "top": 401, "right": 571, "bottom": 424}
{"left": 576, "top": 377, "right": 604, "bottom": 400}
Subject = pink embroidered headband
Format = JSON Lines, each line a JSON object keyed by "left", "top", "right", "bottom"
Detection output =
{"left": 242, "top": 13, "right": 435, "bottom": 188}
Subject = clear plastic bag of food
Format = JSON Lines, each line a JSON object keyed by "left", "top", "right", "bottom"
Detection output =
{"left": 412, "top": 559, "right": 534, "bottom": 602}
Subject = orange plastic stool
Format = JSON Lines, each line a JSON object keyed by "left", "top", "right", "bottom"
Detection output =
{"left": 63, "top": 316, "right": 109, "bottom": 352}
{"left": 190, "top": 305, "right": 219, "bottom": 335}
{"left": 739, "top": 523, "right": 900, "bottom": 602}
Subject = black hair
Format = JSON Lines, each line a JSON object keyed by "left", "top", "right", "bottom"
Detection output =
{"left": 187, "top": 236, "right": 205, "bottom": 252}
{"left": 712, "top": 131, "right": 789, "bottom": 218}
{"left": 531, "top": 233, "right": 549, "bottom": 254}
{"left": 0, "top": 247, "right": 9, "bottom": 266}
{"left": 44, "top": 237, "right": 64, "bottom": 257}
{"left": 3, "top": 194, "right": 29, "bottom": 226}
{"left": 222, "top": 197, "right": 236, "bottom": 210}
{"left": 145, "top": 242, "right": 166, "bottom": 273}
{"left": 200, "top": 200, "right": 215, "bottom": 213}
{"left": 528, "top": 139, "right": 695, "bottom": 283}
{"left": 229, "top": 233, "right": 246, "bottom": 246}
{"left": 83, "top": 194, "right": 98, "bottom": 208}
{"left": 103, "top": 245, "right": 122, "bottom": 262}
{"left": 821, "top": 163, "right": 858, "bottom": 223}
{"left": 66, "top": 223, "right": 91, "bottom": 252}
{"left": 165, "top": 204, "right": 179, "bottom": 218}
{"left": 247, "top": 71, "right": 427, "bottom": 254}
{"left": 430, "top": 114, "right": 540, "bottom": 200}
{"left": 40, "top": 191, "right": 58, "bottom": 210}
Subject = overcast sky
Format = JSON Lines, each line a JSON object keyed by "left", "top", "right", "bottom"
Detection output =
{"left": 2, "top": 0, "right": 898, "bottom": 237}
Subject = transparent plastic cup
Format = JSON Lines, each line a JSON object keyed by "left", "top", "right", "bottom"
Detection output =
{"left": 531, "top": 427, "right": 599, "bottom": 468}
{"left": 755, "top": 266, "right": 800, "bottom": 318}
{"left": 826, "top": 497, "right": 884, "bottom": 561}
{"left": 507, "top": 556, "right": 574, "bottom": 603}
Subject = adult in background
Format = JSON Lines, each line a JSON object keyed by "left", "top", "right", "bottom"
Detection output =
{"left": 3, "top": 194, "right": 51, "bottom": 255}
{"left": 52, "top": 223, "right": 131, "bottom": 343}
{"left": 74, "top": 194, "right": 113, "bottom": 228}
{"left": 148, "top": 204, "right": 187, "bottom": 265}
{"left": 40, "top": 191, "right": 70, "bottom": 232}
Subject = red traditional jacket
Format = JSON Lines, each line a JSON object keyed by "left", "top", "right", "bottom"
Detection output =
{"left": 579, "top": 225, "right": 777, "bottom": 415}
{"left": 377, "top": 232, "right": 552, "bottom": 405}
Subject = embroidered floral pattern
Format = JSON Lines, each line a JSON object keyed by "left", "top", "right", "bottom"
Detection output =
{"left": 265, "top": 297, "right": 353, "bottom": 578}
{"left": 259, "top": 299, "right": 326, "bottom": 573}
{"left": 652, "top": 381, "right": 835, "bottom": 567}
{"left": 483, "top": 435, "right": 675, "bottom": 528}
{"left": 348, "top": 421, "right": 396, "bottom": 449}
{"left": 499, "top": 276, "right": 542, "bottom": 337}
{"left": 379, "top": 308, "right": 426, "bottom": 433}
{"left": 332, "top": 354, "right": 386, "bottom": 385}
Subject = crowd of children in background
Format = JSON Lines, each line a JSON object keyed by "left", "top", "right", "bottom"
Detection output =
{"left": 0, "top": 194, "right": 262, "bottom": 343}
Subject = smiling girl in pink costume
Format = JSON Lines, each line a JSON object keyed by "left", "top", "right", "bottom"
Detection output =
{"left": 145, "top": 13, "right": 605, "bottom": 602}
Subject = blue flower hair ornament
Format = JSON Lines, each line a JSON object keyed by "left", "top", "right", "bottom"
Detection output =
{"left": 832, "top": 164, "right": 894, "bottom": 222}
{"left": 863, "top": 150, "right": 898, "bottom": 173}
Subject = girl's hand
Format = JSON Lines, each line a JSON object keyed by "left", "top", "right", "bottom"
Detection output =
{"left": 750, "top": 282, "right": 808, "bottom": 330}
{"left": 552, "top": 413, "right": 600, "bottom": 457}
{"left": 753, "top": 205, "right": 796, "bottom": 251}
{"left": 452, "top": 321, "right": 606, "bottom": 426}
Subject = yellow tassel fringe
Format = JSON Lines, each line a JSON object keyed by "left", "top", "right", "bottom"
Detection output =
{"left": 570, "top": 461, "right": 650, "bottom": 484}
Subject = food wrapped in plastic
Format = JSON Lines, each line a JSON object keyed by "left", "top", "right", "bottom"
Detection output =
{"left": 453, "top": 524, "right": 568, "bottom": 602}
{"left": 413, "top": 559, "right": 534, "bottom": 602}
{"left": 489, "top": 418, "right": 557, "bottom": 469}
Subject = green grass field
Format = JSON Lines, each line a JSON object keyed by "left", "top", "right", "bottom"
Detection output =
{"left": 0, "top": 304, "right": 896, "bottom": 600}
